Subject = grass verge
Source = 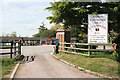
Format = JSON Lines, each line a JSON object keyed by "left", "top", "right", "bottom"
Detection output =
{"left": 54, "top": 52, "right": 119, "bottom": 78}
{"left": 0, "top": 55, "right": 24, "bottom": 78}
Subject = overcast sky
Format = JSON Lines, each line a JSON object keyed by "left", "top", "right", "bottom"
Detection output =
{"left": 0, "top": 0, "right": 57, "bottom": 37}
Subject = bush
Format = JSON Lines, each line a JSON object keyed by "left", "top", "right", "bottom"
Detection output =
{"left": 112, "top": 34, "right": 120, "bottom": 44}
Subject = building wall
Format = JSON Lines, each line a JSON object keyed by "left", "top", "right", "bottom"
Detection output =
{"left": 1, "top": 37, "right": 76, "bottom": 46}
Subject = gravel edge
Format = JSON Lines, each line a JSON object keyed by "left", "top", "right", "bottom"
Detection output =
{"left": 9, "top": 62, "right": 20, "bottom": 80}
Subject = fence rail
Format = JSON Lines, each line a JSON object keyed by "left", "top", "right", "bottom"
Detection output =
{"left": 0, "top": 40, "right": 21, "bottom": 58}
{"left": 59, "top": 42, "right": 116, "bottom": 56}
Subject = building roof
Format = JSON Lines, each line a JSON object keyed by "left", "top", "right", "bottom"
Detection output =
{"left": 40, "top": 37, "right": 56, "bottom": 41}
{"left": 0, "top": 37, "right": 76, "bottom": 42}
{"left": 22, "top": 37, "right": 40, "bottom": 40}
{"left": 0, "top": 37, "right": 40, "bottom": 42}
{"left": 56, "top": 27, "right": 70, "bottom": 32}
{"left": 0, "top": 37, "right": 20, "bottom": 42}
{"left": 56, "top": 27, "right": 65, "bottom": 31}
{"left": 40, "top": 37, "right": 48, "bottom": 41}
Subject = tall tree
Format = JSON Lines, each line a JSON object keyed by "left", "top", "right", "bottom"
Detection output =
{"left": 50, "top": 24, "right": 63, "bottom": 31}
{"left": 38, "top": 22, "right": 47, "bottom": 30}
{"left": 46, "top": 2, "right": 120, "bottom": 42}
{"left": 46, "top": 2, "right": 120, "bottom": 34}
{"left": 33, "top": 22, "right": 56, "bottom": 37}
{"left": 10, "top": 31, "right": 17, "bottom": 37}
{"left": 33, "top": 22, "right": 48, "bottom": 37}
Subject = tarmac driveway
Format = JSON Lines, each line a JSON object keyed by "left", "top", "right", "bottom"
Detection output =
{"left": 14, "top": 46, "right": 99, "bottom": 78}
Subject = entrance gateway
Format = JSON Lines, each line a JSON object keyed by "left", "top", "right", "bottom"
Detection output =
{"left": 56, "top": 27, "right": 70, "bottom": 50}
{"left": 55, "top": 14, "right": 108, "bottom": 51}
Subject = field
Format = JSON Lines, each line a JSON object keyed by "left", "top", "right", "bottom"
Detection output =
{"left": 55, "top": 52, "right": 120, "bottom": 78}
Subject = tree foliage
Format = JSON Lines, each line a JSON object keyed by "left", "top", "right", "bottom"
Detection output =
{"left": 33, "top": 22, "right": 56, "bottom": 37}
{"left": 46, "top": 1, "right": 120, "bottom": 42}
{"left": 2, "top": 31, "right": 17, "bottom": 37}
{"left": 50, "top": 24, "right": 63, "bottom": 31}
{"left": 46, "top": 2, "right": 120, "bottom": 33}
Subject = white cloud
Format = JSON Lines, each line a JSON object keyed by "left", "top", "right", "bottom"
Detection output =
{"left": 0, "top": 24, "right": 39, "bottom": 37}
{"left": 46, "top": 20, "right": 54, "bottom": 29}
{"left": 0, "top": 1, "right": 54, "bottom": 37}
{"left": 3, "top": 0, "right": 60, "bottom": 7}
{"left": 3, "top": 0, "right": 60, "bottom": 3}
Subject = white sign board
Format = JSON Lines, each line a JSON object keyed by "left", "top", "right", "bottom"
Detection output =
{"left": 88, "top": 14, "right": 108, "bottom": 44}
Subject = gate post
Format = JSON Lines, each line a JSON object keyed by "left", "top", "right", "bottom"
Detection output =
{"left": 14, "top": 42, "right": 16, "bottom": 57}
{"left": 19, "top": 40, "right": 21, "bottom": 55}
{"left": 10, "top": 41, "right": 13, "bottom": 58}
{"left": 88, "top": 45, "right": 91, "bottom": 56}
{"left": 56, "top": 27, "right": 70, "bottom": 51}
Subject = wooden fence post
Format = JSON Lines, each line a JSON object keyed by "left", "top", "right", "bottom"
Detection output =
{"left": 10, "top": 41, "right": 13, "bottom": 58}
{"left": 74, "top": 44, "right": 77, "bottom": 52}
{"left": 88, "top": 45, "right": 91, "bottom": 56}
{"left": 103, "top": 45, "right": 105, "bottom": 49}
{"left": 13, "top": 42, "right": 16, "bottom": 57}
{"left": 19, "top": 40, "right": 21, "bottom": 55}
{"left": 64, "top": 42, "right": 66, "bottom": 51}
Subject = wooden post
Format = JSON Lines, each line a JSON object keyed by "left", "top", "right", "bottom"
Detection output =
{"left": 18, "top": 41, "right": 20, "bottom": 54}
{"left": 19, "top": 40, "right": 21, "bottom": 55}
{"left": 74, "top": 44, "right": 77, "bottom": 53}
{"left": 88, "top": 45, "right": 91, "bottom": 56}
{"left": 13, "top": 42, "right": 16, "bottom": 57}
{"left": 10, "top": 41, "right": 13, "bottom": 58}
{"left": 103, "top": 45, "right": 105, "bottom": 49}
{"left": 64, "top": 42, "right": 66, "bottom": 51}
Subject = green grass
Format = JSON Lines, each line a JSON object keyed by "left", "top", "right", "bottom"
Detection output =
{"left": 0, "top": 45, "right": 11, "bottom": 47}
{"left": 55, "top": 52, "right": 119, "bottom": 78}
{"left": 66, "top": 49, "right": 119, "bottom": 61}
{"left": 0, "top": 55, "right": 24, "bottom": 78}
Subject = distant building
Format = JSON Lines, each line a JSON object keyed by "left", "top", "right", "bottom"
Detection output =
{"left": 0, "top": 37, "right": 40, "bottom": 46}
{"left": 0, "top": 37, "right": 76, "bottom": 45}
{"left": 40, "top": 37, "right": 56, "bottom": 45}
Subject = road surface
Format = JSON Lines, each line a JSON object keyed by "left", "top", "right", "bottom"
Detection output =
{"left": 14, "top": 46, "right": 99, "bottom": 78}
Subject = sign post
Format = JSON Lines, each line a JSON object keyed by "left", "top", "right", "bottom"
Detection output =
{"left": 88, "top": 14, "right": 108, "bottom": 44}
